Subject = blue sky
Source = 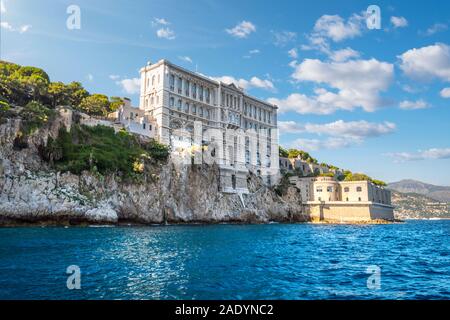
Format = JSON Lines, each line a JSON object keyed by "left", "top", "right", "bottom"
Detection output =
{"left": 1, "top": 0, "right": 450, "bottom": 185}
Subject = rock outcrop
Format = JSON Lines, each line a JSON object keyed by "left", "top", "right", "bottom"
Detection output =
{"left": 0, "top": 116, "right": 306, "bottom": 225}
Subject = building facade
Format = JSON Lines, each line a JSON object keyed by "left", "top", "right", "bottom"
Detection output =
{"left": 133, "top": 59, "right": 280, "bottom": 193}
{"left": 289, "top": 176, "right": 394, "bottom": 222}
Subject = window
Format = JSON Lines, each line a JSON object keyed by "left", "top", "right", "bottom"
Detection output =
{"left": 184, "top": 102, "right": 189, "bottom": 113}
{"left": 316, "top": 188, "right": 323, "bottom": 193}
{"left": 169, "top": 97, "right": 175, "bottom": 107}
{"left": 199, "top": 86, "right": 203, "bottom": 101}
{"left": 205, "top": 109, "right": 210, "bottom": 119}
{"left": 143, "top": 123, "right": 146, "bottom": 130}
{"left": 346, "top": 197, "right": 349, "bottom": 201}
{"left": 192, "top": 104, "right": 197, "bottom": 114}
{"left": 177, "top": 77, "right": 182, "bottom": 94}
{"left": 149, "top": 124, "right": 152, "bottom": 131}
{"left": 356, "top": 187, "right": 362, "bottom": 192}
{"left": 344, "top": 187, "right": 349, "bottom": 192}
{"left": 152, "top": 75, "right": 155, "bottom": 86}
{"left": 169, "top": 74, "right": 175, "bottom": 91}
{"left": 205, "top": 88, "right": 210, "bottom": 103}
{"left": 327, "top": 186, "right": 333, "bottom": 192}
{"left": 199, "top": 107, "right": 203, "bottom": 117}
{"left": 192, "top": 83, "right": 197, "bottom": 99}
{"left": 358, "top": 197, "right": 362, "bottom": 201}
{"left": 185, "top": 80, "right": 190, "bottom": 96}
{"left": 177, "top": 99, "right": 182, "bottom": 111}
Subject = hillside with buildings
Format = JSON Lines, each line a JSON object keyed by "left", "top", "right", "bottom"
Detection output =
{"left": 389, "top": 179, "right": 450, "bottom": 203}
{"left": 0, "top": 60, "right": 396, "bottom": 224}
{"left": 391, "top": 190, "right": 450, "bottom": 219}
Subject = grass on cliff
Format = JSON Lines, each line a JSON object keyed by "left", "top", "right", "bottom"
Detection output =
{"left": 41, "top": 124, "right": 169, "bottom": 178}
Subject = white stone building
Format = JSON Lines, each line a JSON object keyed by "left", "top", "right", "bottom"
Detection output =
{"left": 128, "top": 59, "right": 280, "bottom": 193}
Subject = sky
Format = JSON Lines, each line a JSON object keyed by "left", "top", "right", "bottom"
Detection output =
{"left": 1, "top": 0, "right": 450, "bottom": 185}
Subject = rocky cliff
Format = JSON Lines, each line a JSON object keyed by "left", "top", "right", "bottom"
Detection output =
{"left": 0, "top": 115, "right": 306, "bottom": 226}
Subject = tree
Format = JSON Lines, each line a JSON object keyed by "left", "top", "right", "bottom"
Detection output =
{"left": 78, "top": 94, "right": 110, "bottom": 116}
{"left": 109, "top": 96, "right": 124, "bottom": 112}
{"left": 279, "top": 146, "right": 289, "bottom": 158}
{"left": 66, "top": 82, "right": 89, "bottom": 107}
{"left": 48, "top": 82, "right": 70, "bottom": 107}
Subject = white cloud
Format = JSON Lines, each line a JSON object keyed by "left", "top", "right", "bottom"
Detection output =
{"left": 279, "top": 120, "right": 396, "bottom": 138}
{"left": 1, "top": 21, "right": 13, "bottom": 31}
{"left": 152, "top": 17, "right": 170, "bottom": 26}
{"left": 212, "top": 75, "right": 275, "bottom": 92}
{"left": 313, "top": 14, "right": 363, "bottom": 42}
{"left": 1, "top": 0, "right": 6, "bottom": 13}
{"left": 19, "top": 24, "right": 31, "bottom": 33}
{"left": 290, "top": 137, "right": 356, "bottom": 152}
{"left": 288, "top": 48, "right": 298, "bottom": 59}
{"left": 422, "top": 23, "right": 448, "bottom": 36}
{"left": 226, "top": 21, "right": 256, "bottom": 38}
{"left": 1, "top": 21, "right": 32, "bottom": 33}
{"left": 281, "top": 120, "right": 396, "bottom": 151}
{"left": 386, "top": 148, "right": 450, "bottom": 162}
{"left": 440, "top": 87, "right": 450, "bottom": 98}
{"left": 399, "top": 43, "right": 450, "bottom": 82}
{"left": 156, "top": 27, "right": 175, "bottom": 40}
{"left": 272, "top": 30, "right": 297, "bottom": 46}
{"left": 243, "top": 49, "right": 260, "bottom": 58}
{"left": 270, "top": 58, "right": 393, "bottom": 114}
{"left": 109, "top": 75, "right": 120, "bottom": 81}
{"left": 329, "top": 47, "right": 360, "bottom": 62}
{"left": 390, "top": 16, "right": 408, "bottom": 28}
{"left": 118, "top": 78, "right": 141, "bottom": 94}
{"left": 178, "top": 56, "right": 193, "bottom": 64}
{"left": 399, "top": 99, "right": 429, "bottom": 110}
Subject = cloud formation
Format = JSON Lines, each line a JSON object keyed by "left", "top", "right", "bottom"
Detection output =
{"left": 272, "top": 30, "right": 297, "bottom": 46}
{"left": 118, "top": 78, "right": 141, "bottom": 94}
{"left": 386, "top": 148, "right": 450, "bottom": 162}
{"left": 279, "top": 120, "right": 396, "bottom": 151}
{"left": 390, "top": 16, "right": 408, "bottom": 28}
{"left": 399, "top": 43, "right": 450, "bottom": 82}
{"left": 440, "top": 87, "right": 450, "bottom": 98}
{"left": 399, "top": 99, "right": 429, "bottom": 110}
{"left": 269, "top": 58, "right": 393, "bottom": 114}
{"left": 152, "top": 17, "right": 175, "bottom": 40}
{"left": 226, "top": 21, "right": 256, "bottom": 38}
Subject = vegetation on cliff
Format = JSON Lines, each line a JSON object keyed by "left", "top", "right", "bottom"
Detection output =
{"left": 40, "top": 124, "right": 169, "bottom": 178}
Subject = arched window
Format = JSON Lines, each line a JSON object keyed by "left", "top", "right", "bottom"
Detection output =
{"left": 356, "top": 187, "right": 362, "bottom": 192}
{"left": 177, "top": 99, "right": 182, "bottom": 111}
{"left": 152, "top": 75, "right": 155, "bottom": 86}
{"left": 192, "top": 105, "right": 197, "bottom": 114}
{"left": 184, "top": 102, "right": 189, "bottom": 113}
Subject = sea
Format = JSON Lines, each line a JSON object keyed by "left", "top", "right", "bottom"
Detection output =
{"left": 0, "top": 220, "right": 448, "bottom": 300}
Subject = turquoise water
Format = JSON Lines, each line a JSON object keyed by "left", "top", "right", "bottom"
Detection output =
{"left": 0, "top": 220, "right": 448, "bottom": 300}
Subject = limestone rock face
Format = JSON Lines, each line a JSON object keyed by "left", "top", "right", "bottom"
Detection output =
{"left": 0, "top": 117, "right": 305, "bottom": 225}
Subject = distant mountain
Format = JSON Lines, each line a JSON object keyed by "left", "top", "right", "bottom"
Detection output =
{"left": 391, "top": 191, "right": 450, "bottom": 220}
{"left": 388, "top": 179, "right": 450, "bottom": 203}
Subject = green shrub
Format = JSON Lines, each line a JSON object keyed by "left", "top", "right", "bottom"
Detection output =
{"left": 19, "top": 100, "right": 55, "bottom": 135}
{"left": 42, "top": 124, "right": 169, "bottom": 177}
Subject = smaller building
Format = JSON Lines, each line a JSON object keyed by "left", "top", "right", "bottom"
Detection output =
{"left": 289, "top": 176, "right": 394, "bottom": 222}
{"left": 117, "top": 98, "right": 157, "bottom": 139}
